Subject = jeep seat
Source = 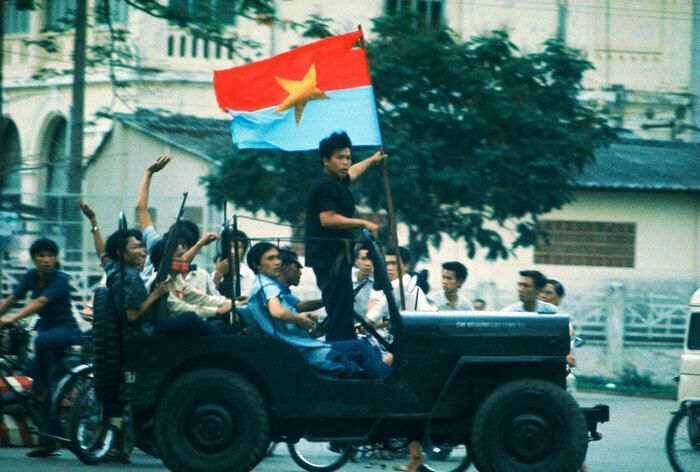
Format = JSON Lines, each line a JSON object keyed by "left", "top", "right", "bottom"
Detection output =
{"left": 236, "top": 304, "right": 265, "bottom": 336}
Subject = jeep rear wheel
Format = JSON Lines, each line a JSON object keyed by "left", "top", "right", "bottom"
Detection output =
{"left": 154, "top": 368, "right": 270, "bottom": 472}
{"left": 470, "top": 378, "right": 587, "bottom": 472}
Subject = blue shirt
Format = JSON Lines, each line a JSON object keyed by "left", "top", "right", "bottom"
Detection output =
{"left": 277, "top": 282, "right": 300, "bottom": 312}
{"left": 139, "top": 225, "right": 162, "bottom": 283}
{"left": 12, "top": 268, "right": 78, "bottom": 332}
{"left": 248, "top": 274, "right": 359, "bottom": 374}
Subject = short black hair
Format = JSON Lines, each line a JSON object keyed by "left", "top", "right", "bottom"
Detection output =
{"left": 520, "top": 270, "right": 547, "bottom": 290}
{"left": 385, "top": 246, "right": 411, "bottom": 266}
{"left": 319, "top": 131, "right": 352, "bottom": 163}
{"left": 105, "top": 229, "right": 143, "bottom": 261}
{"left": 246, "top": 241, "right": 278, "bottom": 274}
{"left": 473, "top": 298, "right": 486, "bottom": 307}
{"left": 150, "top": 236, "right": 190, "bottom": 269}
{"left": 224, "top": 229, "right": 250, "bottom": 252}
{"left": 442, "top": 261, "right": 468, "bottom": 283}
{"left": 354, "top": 245, "right": 368, "bottom": 259}
{"left": 546, "top": 279, "right": 565, "bottom": 298}
{"left": 162, "top": 227, "right": 195, "bottom": 250}
{"left": 29, "top": 238, "right": 59, "bottom": 258}
{"left": 179, "top": 220, "right": 200, "bottom": 245}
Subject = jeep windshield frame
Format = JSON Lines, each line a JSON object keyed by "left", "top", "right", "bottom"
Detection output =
{"left": 360, "top": 229, "right": 405, "bottom": 335}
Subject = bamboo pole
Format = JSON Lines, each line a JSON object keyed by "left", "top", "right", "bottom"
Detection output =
{"left": 358, "top": 25, "right": 406, "bottom": 310}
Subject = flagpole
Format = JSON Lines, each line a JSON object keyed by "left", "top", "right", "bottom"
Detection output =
{"left": 358, "top": 25, "right": 406, "bottom": 310}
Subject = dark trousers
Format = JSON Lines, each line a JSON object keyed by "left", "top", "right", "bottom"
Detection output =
{"left": 328, "top": 339, "right": 391, "bottom": 379}
{"left": 28, "top": 325, "right": 83, "bottom": 394}
{"left": 313, "top": 263, "right": 356, "bottom": 341}
{"left": 153, "top": 312, "right": 221, "bottom": 337}
{"left": 28, "top": 325, "right": 82, "bottom": 442}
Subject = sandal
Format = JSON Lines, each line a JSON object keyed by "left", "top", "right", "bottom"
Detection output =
{"left": 26, "top": 442, "right": 60, "bottom": 458}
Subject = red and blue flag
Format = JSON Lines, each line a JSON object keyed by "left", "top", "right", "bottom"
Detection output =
{"left": 213, "top": 30, "right": 382, "bottom": 151}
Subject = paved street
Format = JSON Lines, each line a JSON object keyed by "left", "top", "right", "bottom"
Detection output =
{"left": 0, "top": 392, "right": 679, "bottom": 472}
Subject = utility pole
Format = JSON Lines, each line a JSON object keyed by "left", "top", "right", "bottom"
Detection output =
{"left": 69, "top": 0, "right": 87, "bottom": 195}
{"left": 556, "top": 0, "right": 568, "bottom": 44}
{"left": 67, "top": 0, "right": 87, "bottom": 261}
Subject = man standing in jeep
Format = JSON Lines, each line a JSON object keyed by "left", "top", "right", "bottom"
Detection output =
{"left": 304, "top": 131, "right": 384, "bottom": 341}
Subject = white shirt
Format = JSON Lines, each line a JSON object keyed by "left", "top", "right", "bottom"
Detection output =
{"left": 366, "top": 274, "right": 436, "bottom": 324}
{"left": 185, "top": 267, "right": 220, "bottom": 296}
{"left": 216, "top": 264, "right": 255, "bottom": 298}
{"left": 502, "top": 300, "right": 559, "bottom": 314}
{"left": 352, "top": 267, "right": 374, "bottom": 317}
{"left": 429, "top": 290, "right": 475, "bottom": 311}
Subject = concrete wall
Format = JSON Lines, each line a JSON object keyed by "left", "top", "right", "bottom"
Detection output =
{"left": 420, "top": 189, "right": 700, "bottom": 308}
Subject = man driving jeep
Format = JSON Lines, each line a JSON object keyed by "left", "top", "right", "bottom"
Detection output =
{"left": 246, "top": 242, "right": 391, "bottom": 379}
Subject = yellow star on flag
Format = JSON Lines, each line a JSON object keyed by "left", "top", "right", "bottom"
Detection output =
{"left": 274, "top": 63, "right": 330, "bottom": 124}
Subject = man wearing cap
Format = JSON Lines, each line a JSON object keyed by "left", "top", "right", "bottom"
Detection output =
{"left": 276, "top": 248, "right": 323, "bottom": 314}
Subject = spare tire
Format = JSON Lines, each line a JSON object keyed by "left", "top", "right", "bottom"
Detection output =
{"left": 470, "top": 378, "right": 588, "bottom": 472}
{"left": 91, "top": 287, "right": 122, "bottom": 404}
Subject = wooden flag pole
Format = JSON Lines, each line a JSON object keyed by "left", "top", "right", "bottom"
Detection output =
{"left": 381, "top": 149, "right": 406, "bottom": 310}
{"left": 358, "top": 24, "right": 406, "bottom": 310}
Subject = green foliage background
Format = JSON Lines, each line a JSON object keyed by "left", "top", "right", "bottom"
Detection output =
{"left": 203, "top": 13, "right": 617, "bottom": 261}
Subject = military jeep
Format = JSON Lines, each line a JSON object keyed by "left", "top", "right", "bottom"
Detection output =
{"left": 92, "top": 231, "right": 608, "bottom": 472}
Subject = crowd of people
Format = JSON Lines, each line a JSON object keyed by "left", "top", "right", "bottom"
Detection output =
{"left": 0, "top": 130, "right": 578, "bottom": 471}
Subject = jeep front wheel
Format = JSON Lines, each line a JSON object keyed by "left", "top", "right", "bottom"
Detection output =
{"left": 154, "top": 368, "right": 270, "bottom": 472}
{"left": 470, "top": 378, "right": 588, "bottom": 472}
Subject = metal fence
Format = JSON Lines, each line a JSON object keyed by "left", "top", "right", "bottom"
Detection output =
{"left": 565, "top": 286, "right": 690, "bottom": 344}
{"left": 469, "top": 282, "right": 691, "bottom": 345}
{"left": 0, "top": 262, "right": 103, "bottom": 316}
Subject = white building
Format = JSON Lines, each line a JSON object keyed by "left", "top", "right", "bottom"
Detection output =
{"left": 1, "top": 1, "right": 697, "bottom": 345}
{"left": 88, "top": 113, "right": 700, "bottom": 299}
{"left": 2, "top": 1, "right": 697, "bottom": 215}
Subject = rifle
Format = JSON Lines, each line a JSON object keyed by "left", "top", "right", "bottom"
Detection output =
{"left": 150, "top": 192, "right": 188, "bottom": 322}
{"left": 219, "top": 207, "right": 241, "bottom": 300}
{"left": 361, "top": 229, "right": 404, "bottom": 334}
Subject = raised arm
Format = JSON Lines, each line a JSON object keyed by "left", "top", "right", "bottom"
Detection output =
{"left": 136, "top": 156, "right": 171, "bottom": 230}
{"left": 78, "top": 199, "right": 105, "bottom": 258}
{"left": 348, "top": 150, "right": 385, "bottom": 182}
{"left": 182, "top": 231, "right": 219, "bottom": 263}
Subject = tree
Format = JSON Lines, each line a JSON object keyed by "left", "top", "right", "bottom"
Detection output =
{"left": 203, "top": 13, "right": 617, "bottom": 261}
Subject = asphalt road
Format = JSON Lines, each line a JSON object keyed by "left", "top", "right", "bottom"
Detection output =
{"left": 0, "top": 392, "right": 679, "bottom": 472}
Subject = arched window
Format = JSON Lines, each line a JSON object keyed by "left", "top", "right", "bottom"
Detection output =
{"left": 45, "top": 117, "right": 69, "bottom": 220}
{"left": 0, "top": 119, "right": 22, "bottom": 209}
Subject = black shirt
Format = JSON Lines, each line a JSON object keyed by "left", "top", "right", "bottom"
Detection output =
{"left": 305, "top": 173, "right": 355, "bottom": 269}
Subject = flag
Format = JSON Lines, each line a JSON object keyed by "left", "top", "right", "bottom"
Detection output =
{"left": 213, "top": 30, "right": 382, "bottom": 151}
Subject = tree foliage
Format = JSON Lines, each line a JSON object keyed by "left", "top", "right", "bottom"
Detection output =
{"left": 203, "top": 13, "right": 617, "bottom": 261}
